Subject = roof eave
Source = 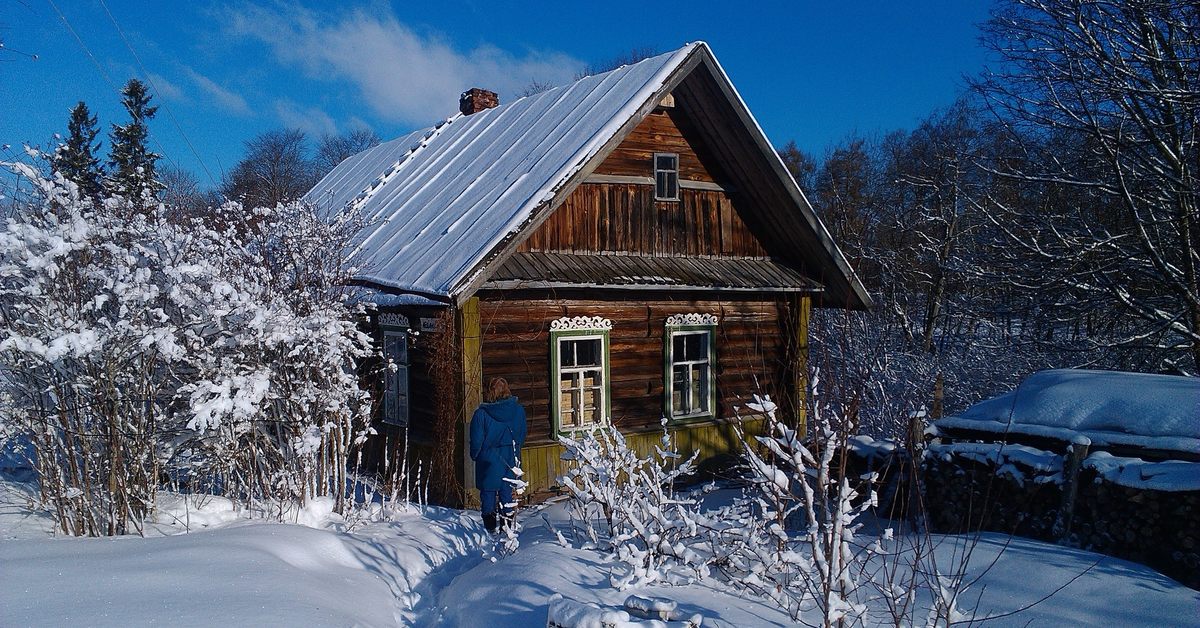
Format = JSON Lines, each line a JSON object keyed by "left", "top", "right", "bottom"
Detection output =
{"left": 688, "top": 48, "right": 874, "bottom": 310}
{"left": 445, "top": 43, "right": 707, "bottom": 306}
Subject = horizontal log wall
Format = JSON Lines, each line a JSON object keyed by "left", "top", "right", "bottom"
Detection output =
{"left": 478, "top": 296, "right": 793, "bottom": 446}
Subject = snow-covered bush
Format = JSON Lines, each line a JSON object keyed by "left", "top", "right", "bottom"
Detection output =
{"left": 556, "top": 383, "right": 992, "bottom": 625}
{"left": 558, "top": 420, "right": 706, "bottom": 587}
{"left": 730, "top": 390, "right": 876, "bottom": 623}
{"left": 498, "top": 452, "right": 528, "bottom": 555}
{"left": 0, "top": 162, "right": 373, "bottom": 535}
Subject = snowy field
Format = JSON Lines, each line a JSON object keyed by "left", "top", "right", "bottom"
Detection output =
{"left": 1, "top": 478, "right": 1197, "bottom": 627}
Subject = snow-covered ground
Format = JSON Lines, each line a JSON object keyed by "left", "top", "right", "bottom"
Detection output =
{"left": 1, "top": 479, "right": 1197, "bottom": 627}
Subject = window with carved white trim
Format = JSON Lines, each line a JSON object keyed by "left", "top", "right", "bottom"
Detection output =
{"left": 550, "top": 317, "right": 611, "bottom": 431}
{"left": 664, "top": 314, "right": 717, "bottom": 420}
{"left": 382, "top": 329, "right": 410, "bottom": 426}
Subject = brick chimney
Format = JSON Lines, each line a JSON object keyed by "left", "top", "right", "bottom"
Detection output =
{"left": 459, "top": 88, "right": 499, "bottom": 115}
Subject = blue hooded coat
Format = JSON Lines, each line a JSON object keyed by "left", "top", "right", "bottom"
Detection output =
{"left": 469, "top": 396, "right": 527, "bottom": 490}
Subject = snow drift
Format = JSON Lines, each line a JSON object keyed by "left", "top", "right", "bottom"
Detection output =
{"left": 934, "top": 369, "right": 1200, "bottom": 453}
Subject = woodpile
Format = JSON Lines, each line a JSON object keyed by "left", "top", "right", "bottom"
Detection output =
{"left": 918, "top": 447, "right": 1200, "bottom": 590}
{"left": 920, "top": 454, "right": 1062, "bottom": 541}
{"left": 1071, "top": 469, "right": 1199, "bottom": 588}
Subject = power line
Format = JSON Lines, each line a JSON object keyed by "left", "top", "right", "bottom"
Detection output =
{"left": 43, "top": 0, "right": 185, "bottom": 176}
{"left": 0, "top": 35, "right": 41, "bottom": 61}
{"left": 45, "top": 0, "right": 117, "bottom": 89}
{"left": 96, "top": 0, "right": 217, "bottom": 188}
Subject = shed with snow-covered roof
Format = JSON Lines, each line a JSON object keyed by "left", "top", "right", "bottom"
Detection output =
{"left": 306, "top": 42, "right": 870, "bottom": 503}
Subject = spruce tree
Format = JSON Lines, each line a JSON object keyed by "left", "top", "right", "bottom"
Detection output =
{"left": 54, "top": 102, "right": 105, "bottom": 200}
{"left": 108, "top": 79, "right": 161, "bottom": 209}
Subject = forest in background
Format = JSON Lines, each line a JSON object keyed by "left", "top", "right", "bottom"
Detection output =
{"left": 13, "top": 0, "right": 1197, "bottom": 441}
{"left": 791, "top": 0, "right": 1197, "bottom": 437}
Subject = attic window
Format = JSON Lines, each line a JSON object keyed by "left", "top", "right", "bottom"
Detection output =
{"left": 654, "top": 153, "right": 679, "bottom": 201}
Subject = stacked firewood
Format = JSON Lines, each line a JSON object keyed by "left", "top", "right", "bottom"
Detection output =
{"left": 919, "top": 454, "right": 1063, "bottom": 541}
{"left": 1072, "top": 469, "right": 1199, "bottom": 588}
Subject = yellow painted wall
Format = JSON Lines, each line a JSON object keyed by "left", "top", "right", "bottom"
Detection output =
{"left": 519, "top": 418, "right": 769, "bottom": 494}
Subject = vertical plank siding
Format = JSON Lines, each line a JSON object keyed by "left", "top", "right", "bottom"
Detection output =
{"left": 458, "top": 298, "right": 483, "bottom": 502}
{"left": 519, "top": 185, "right": 768, "bottom": 258}
{"left": 517, "top": 106, "right": 770, "bottom": 259}
{"left": 521, "top": 418, "right": 769, "bottom": 495}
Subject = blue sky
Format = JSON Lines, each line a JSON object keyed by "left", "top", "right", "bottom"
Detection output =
{"left": 1, "top": 1, "right": 992, "bottom": 189}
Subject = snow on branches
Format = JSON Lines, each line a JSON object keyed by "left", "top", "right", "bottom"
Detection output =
{"left": 555, "top": 381, "right": 987, "bottom": 625}
{"left": 0, "top": 162, "right": 373, "bottom": 536}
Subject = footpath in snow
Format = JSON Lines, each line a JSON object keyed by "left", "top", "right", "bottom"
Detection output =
{"left": 2, "top": 480, "right": 1198, "bottom": 627}
{"left": 0, "top": 485, "right": 490, "bottom": 627}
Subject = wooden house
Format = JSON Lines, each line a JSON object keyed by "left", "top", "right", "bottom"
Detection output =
{"left": 305, "top": 42, "right": 871, "bottom": 504}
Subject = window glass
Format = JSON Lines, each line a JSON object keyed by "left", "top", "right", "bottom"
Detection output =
{"left": 555, "top": 334, "right": 608, "bottom": 430}
{"left": 382, "top": 330, "right": 409, "bottom": 426}
{"left": 654, "top": 153, "right": 679, "bottom": 200}
{"left": 672, "top": 365, "right": 687, "bottom": 414}
{"left": 667, "top": 328, "right": 713, "bottom": 418}
{"left": 575, "top": 338, "right": 601, "bottom": 367}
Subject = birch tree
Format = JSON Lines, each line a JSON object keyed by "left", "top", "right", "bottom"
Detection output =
{"left": 975, "top": 0, "right": 1200, "bottom": 373}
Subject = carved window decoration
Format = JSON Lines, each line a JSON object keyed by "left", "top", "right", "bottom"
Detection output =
{"left": 550, "top": 316, "right": 611, "bottom": 431}
{"left": 654, "top": 152, "right": 679, "bottom": 201}
{"left": 664, "top": 314, "right": 718, "bottom": 420}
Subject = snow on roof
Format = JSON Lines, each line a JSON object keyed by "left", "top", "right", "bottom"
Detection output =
{"left": 346, "top": 286, "right": 444, "bottom": 308}
{"left": 305, "top": 45, "right": 697, "bottom": 300}
{"left": 935, "top": 369, "right": 1200, "bottom": 454}
{"left": 1084, "top": 452, "right": 1200, "bottom": 492}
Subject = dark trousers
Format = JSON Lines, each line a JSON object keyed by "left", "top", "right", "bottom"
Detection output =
{"left": 479, "top": 484, "right": 514, "bottom": 516}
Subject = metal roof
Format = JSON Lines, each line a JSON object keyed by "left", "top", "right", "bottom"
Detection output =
{"left": 305, "top": 42, "right": 872, "bottom": 309}
{"left": 306, "top": 45, "right": 695, "bottom": 300}
{"left": 483, "top": 252, "right": 823, "bottom": 293}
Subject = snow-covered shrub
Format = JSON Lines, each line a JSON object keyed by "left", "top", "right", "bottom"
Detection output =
{"left": 718, "top": 389, "right": 875, "bottom": 623}
{"left": 498, "top": 452, "right": 528, "bottom": 555}
{"left": 554, "top": 378, "right": 1029, "bottom": 624}
{"left": 172, "top": 199, "right": 374, "bottom": 515}
{"left": 558, "top": 420, "right": 705, "bottom": 587}
{"left": 556, "top": 385, "right": 888, "bottom": 623}
{"left": 0, "top": 162, "right": 373, "bottom": 535}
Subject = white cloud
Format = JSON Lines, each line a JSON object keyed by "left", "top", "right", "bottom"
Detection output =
{"left": 222, "top": 4, "right": 583, "bottom": 125}
{"left": 185, "top": 69, "right": 252, "bottom": 116}
{"left": 146, "top": 73, "right": 186, "bottom": 102}
{"left": 274, "top": 100, "right": 338, "bottom": 137}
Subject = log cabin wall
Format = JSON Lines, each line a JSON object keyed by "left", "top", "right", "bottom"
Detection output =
{"left": 517, "top": 108, "right": 769, "bottom": 259}
{"left": 359, "top": 306, "right": 446, "bottom": 470}
{"left": 477, "top": 293, "right": 792, "bottom": 446}
{"left": 593, "top": 107, "right": 720, "bottom": 182}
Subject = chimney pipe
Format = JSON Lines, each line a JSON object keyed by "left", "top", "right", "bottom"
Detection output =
{"left": 459, "top": 88, "right": 499, "bottom": 115}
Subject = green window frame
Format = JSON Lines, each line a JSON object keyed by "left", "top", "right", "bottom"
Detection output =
{"left": 550, "top": 316, "right": 612, "bottom": 433}
{"left": 664, "top": 314, "right": 718, "bottom": 421}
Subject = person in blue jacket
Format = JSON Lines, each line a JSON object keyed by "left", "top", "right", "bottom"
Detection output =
{"left": 469, "top": 377, "right": 527, "bottom": 533}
